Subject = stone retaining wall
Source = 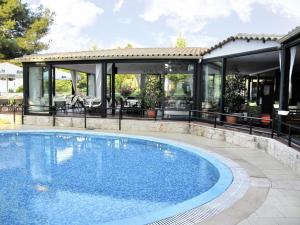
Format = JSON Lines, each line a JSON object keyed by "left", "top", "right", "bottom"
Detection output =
{"left": 24, "top": 115, "right": 300, "bottom": 176}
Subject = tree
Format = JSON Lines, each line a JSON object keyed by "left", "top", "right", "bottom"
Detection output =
{"left": 175, "top": 32, "right": 187, "bottom": 48}
{"left": 124, "top": 43, "right": 133, "bottom": 49}
{"left": 0, "top": 0, "right": 53, "bottom": 59}
{"left": 116, "top": 43, "right": 134, "bottom": 49}
{"left": 89, "top": 43, "right": 100, "bottom": 51}
{"left": 224, "top": 74, "right": 247, "bottom": 113}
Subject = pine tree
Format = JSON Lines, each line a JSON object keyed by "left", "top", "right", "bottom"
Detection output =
{"left": 175, "top": 32, "right": 187, "bottom": 48}
{"left": 0, "top": 0, "right": 53, "bottom": 59}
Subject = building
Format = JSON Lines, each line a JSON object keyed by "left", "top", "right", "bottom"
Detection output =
{"left": 16, "top": 28, "right": 300, "bottom": 123}
{"left": 0, "top": 62, "right": 23, "bottom": 95}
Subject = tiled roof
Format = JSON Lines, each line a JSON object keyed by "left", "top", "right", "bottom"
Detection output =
{"left": 202, "top": 33, "right": 283, "bottom": 55}
{"left": 16, "top": 47, "right": 207, "bottom": 62}
{"left": 278, "top": 26, "right": 300, "bottom": 44}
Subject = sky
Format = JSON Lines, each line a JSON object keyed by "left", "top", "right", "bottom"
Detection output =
{"left": 24, "top": 0, "right": 300, "bottom": 53}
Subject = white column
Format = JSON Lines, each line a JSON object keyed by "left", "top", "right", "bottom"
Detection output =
{"left": 95, "top": 64, "right": 102, "bottom": 99}
{"left": 289, "top": 46, "right": 297, "bottom": 100}
{"left": 70, "top": 70, "right": 77, "bottom": 94}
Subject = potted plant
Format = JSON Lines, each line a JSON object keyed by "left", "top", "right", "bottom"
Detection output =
{"left": 140, "top": 76, "right": 161, "bottom": 118}
{"left": 224, "top": 74, "right": 246, "bottom": 124}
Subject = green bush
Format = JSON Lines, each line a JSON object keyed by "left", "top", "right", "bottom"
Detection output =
{"left": 15, "top": 86, "right": 23, "bottom": 93}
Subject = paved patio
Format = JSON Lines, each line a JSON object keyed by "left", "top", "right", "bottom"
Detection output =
{"left": 1, "top": 124, "right": 300, "bottom": 225}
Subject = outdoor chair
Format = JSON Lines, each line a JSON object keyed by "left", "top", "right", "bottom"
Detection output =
{"left": 86, "top": 99, "right": 102, "bottom": 114}
{"left": 54, "top": 99, "right": 67, "bottom": 113}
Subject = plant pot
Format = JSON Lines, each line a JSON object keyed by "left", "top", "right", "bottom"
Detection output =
{"left": 226, "top": 115, "right": 237, "bottom": 124}
{"left": 147, "top": 109, "right": 156, "bottom": 118}
{"left": 261, "top": 114, "right": 270, "bottom": 125}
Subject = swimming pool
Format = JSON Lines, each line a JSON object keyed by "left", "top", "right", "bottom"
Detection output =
{"left": 0, "top": 130, "right": 233, "bottom": 225}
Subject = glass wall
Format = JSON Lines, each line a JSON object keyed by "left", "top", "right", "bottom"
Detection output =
{"left": 28, "top": 66, "right": 50, "bottom": 112}
{"left": 201, "top": 61, "right": 222, "bottom": 112}
{"left": 113, "top": 61, "right": 195, "bottom": 112}
{"left": 164, "top": 63, "right": 194, "bottom": 110}
{"left": 76, "top": 73, "right": 87, "bottom": 96}
{"left": 87, "top": 74, "right": 95, "bottom": 97}
{"left": 54, "top": 68, "right": 72, "bottom": 97}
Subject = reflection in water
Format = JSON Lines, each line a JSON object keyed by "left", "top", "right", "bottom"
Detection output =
{"left": 0, "top": 132, "right": 220, "bottom": 225}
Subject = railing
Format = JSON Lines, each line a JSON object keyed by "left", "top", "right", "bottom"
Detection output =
{"left": 1, "top": 103, "right": 299, "bottom": 149}
{"left": 276, "top": 120, "right": 300, "bottom": 147}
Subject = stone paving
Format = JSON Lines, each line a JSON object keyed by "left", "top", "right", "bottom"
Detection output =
{"left": 0, "top": 124, "right": 300, "bottom": 225}
{"left": 142, "top": 132, "right": 300, "bottom": 225}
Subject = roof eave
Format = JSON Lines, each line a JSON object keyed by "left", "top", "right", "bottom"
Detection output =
{"left": 15, "top": 55, "right": 202, "bottom": 63}
{"left": 279, "top": 28, "right": 300, "bottom": 44}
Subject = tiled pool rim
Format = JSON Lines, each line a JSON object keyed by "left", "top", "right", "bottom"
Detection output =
{"left": 0, "top": 130, "right": 250, "bottom": 225}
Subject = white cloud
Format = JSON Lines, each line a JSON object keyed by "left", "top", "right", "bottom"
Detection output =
{"left": 141, "top": 0, "right": 300, "bottom": 33}
{"left": 262, "top": 0, "right": 300, "bottom": 22}
{"left": 113, "top": 0, "right": 125, "bottom": 13}
{"left": 119, "top": 18, "right": 132, "bottom": 24}
{"left": 150, "top": 31, "right": 217, "bottom": 48}
{"left": 141, "top": 0, "right": 239, "bottom": 33}
{"left": 110, "top": 39, "right": 143, "bottom": 48}
{"left": 25, "top": 0, "right": 104, "bottom": 52}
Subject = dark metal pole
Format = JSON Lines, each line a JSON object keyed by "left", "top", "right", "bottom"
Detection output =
{"left": 288, "top": 126, "right": 292, "bottom": 147}
{"left": 101, "top": 62, "right": 107, "bottom": 118}
{"left": 21, "top": 105, "right": 24, "bottom": 125}
{"left": 86, "top": 73, "right": 89, "bottom": 96}
{"left": 119, "top": 106, "right": 122, "bottom": 131}
{"left": 220, "top": 58, "right": 227, "bottom": 122}
{"left": 84, "top": 107, "right": 87, "bottom": 128}
{"left": 22, "top": 64, "right": 29, "bottom": 115}
{"left": 52, "top": 67, "right": 56, "bottom": 97}
{"left": 52, "top": 106, "right": 56, "bottom": 127}
{"left": 249, "top": 118, "right": 253, "bottom": 135}
{"left": 256, "top": 74, "right": 260, "bottom": 106}
{"left": 48, "top": 64, "right": 53, "bottom": 115}
{"left": 279, "top": 47, "right": 290, "bottom": 133}
{"left": 214, "top": 114, "right": 217, "bottom": 128}
{"left": 247, "top": 77, "right": 251, "bottom": 103}
{"left": 112, "top": 63, "right": 116, "bottom": 115}
{"left": 13, "top": 104, "right": 16, "bottom": 124}
{"left": 188, "top": 109, "right": 191, "bottom": 129}
{"left": 271, "top": 109, "right": 275, "bottom": 138}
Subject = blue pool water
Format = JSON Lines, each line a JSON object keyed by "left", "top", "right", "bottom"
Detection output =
{"left": 0, "top": 131, "right": 232, "bottom": 225}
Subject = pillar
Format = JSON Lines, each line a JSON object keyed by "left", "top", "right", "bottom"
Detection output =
{"left": 220, "top": 58, "right": 227, "bottom": 114}
{"left": 278, "top": 46, "right": 290, "bottom": 133}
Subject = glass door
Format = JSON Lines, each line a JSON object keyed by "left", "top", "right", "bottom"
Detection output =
{"left": 28, "top": 66, "right": 50, "bottom": 113}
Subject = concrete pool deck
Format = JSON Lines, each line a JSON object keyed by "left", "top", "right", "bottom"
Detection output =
{"left": 1, "top": 124, "right": 300, "bottom": 225}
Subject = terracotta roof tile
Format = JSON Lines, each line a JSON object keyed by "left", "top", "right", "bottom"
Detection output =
{"left": 202, "top": 33, "right": 283, "bottom": 55}
{"left": 16, "top": 47, "right": 207, "bottom": 62}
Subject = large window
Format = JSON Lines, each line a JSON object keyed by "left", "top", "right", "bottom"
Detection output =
{"left": 201, "top": 61, "right": 222, "bottom": 112}
{"left": 164, "top": 63, "right": 194, "bottom": 110}
{"left": 76, "top": 73, "right": 87, "bottom": 96}
{"left": 28, "top": 66, "right": 50, "bottom": 112}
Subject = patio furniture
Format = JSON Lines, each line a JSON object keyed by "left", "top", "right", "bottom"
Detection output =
{"left": 0, "top": 97, "right": 9, "bottom": 112}
{"left": 86, "top": 98, "right": 102, "bottom": 114}
{"left": 54, "top": 99, "right": 67, "bottom": 113}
